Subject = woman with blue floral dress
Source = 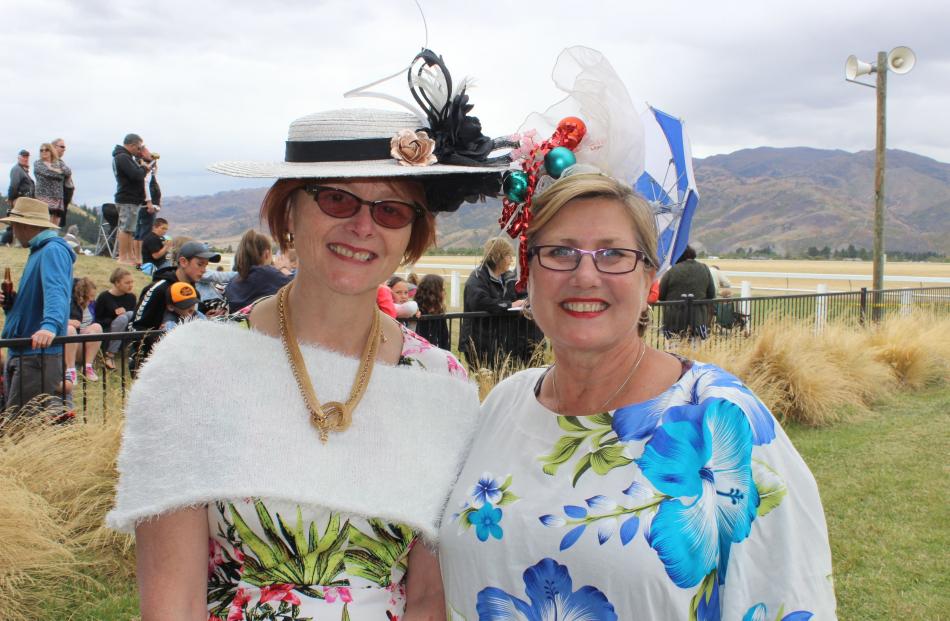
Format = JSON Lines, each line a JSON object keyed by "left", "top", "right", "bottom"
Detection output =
{"left": 439, "top": 171, "right": 837, "bottom": 620}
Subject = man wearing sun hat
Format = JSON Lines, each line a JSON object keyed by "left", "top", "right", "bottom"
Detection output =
{"left": 0, "top": 197, "right": 75, "bottom": 412}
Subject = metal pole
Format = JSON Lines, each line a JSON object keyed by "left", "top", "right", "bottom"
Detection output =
{"left": 872, "top": 50, "right": 888, "bottom": 321}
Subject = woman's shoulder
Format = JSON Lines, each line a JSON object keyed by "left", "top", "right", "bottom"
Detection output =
{"left": 399, "top": 325, "right": 468, "bottom": 380}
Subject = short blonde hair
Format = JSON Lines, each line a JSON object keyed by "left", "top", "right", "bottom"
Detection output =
{"left": 528, "top": 173, "right": 659, "bottom": 270}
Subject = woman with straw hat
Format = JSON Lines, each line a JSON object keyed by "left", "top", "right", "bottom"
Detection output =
{"left": 108, "top": 49, "right": 510, "bottom": 619}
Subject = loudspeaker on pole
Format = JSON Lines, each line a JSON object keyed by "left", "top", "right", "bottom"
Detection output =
{"left": 887, "top": 46, "right": 916, "bottom": 74}
{"left": 846, "top": 55, "right": 875, "bottom": 80}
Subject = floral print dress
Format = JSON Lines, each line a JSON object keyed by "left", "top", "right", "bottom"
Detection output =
{"left": 439, "top": 361, "right": 837, "bottom": 621}
{"left": 207, "top": 327, "right": 466, "bottom": 621}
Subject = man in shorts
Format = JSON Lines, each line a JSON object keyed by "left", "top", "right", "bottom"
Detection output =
{"left": 111, "top": 133, "right": 153, "bottom": 264}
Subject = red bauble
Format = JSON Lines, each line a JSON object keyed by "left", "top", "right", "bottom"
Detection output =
{"left": 556, "top": 116, "right": 587, "bottom": 149}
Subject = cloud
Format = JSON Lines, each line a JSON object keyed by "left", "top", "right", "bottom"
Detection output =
{"left": 2, "top": 0, "right": 947, "bottom": 205}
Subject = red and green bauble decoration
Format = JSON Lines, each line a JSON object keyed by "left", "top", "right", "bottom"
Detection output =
{"left": 499, "top": 116, "right": 588, "bottom": 290}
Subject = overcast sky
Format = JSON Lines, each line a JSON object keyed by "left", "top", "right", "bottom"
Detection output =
{"left": 2, "top": 0, "right": 947, "bottom": 206}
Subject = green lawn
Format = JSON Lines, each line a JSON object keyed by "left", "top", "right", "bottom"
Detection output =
{"left": 34, "top": 385, "right": 950, "bottom": 620}
{"left": 786, "top": 384, "right": 950, "bottom": 620}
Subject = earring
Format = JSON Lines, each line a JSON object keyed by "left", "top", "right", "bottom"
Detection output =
{"left": 285, "top": 232, "right": 295, "bottom": 248}
{"left": 639, "top": 309, "right": 650, "bottom": 326}
{"left": 521, "top": 297, "right": 534, "bottom": 321}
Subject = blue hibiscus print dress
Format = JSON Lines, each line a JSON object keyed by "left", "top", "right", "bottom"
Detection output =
{"left": 439, "top": 361, "right": 837, "bottom": 620}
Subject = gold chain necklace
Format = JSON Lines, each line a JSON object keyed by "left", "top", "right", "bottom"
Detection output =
{"left": 277, "top": 283, "right": 382, "bottom": 443}
{"left": 551, "top": 340, "right": 647, "bottom": 415}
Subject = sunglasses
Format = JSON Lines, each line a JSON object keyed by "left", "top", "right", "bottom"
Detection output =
{"left": 303, "top": 185, "right": 423, "bottom": 229}
{"left": 40, "top": 148, "right": 51, "bottom": 152}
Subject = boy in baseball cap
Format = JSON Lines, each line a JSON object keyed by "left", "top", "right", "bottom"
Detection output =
{"left": 162, "top": 281, "right": 202, "bottom": 332}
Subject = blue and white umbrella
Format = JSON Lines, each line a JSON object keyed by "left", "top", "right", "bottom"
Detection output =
{"left": 635, "top": 105, "right": 700, "bottom": 277}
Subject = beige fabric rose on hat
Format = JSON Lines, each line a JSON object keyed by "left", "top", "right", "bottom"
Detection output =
{"left": 390, "top": 129, "right": 437, "bottom": 167}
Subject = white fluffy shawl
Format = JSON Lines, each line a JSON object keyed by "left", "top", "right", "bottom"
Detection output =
{"left": 106, "top": 320, "right": 480, "bottom": 543}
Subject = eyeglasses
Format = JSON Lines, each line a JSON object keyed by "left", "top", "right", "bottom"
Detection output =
{"left": 40, "top": 148, "right": 51, "bottom": 152}
{"left": 54, "top": 144, "right": 65, "bottom": 149}
{"left": 303, "top": 185, "right": 423, "bottom": 229}
{"left": 528, "top": 245, "right": 653, "bottom": 274}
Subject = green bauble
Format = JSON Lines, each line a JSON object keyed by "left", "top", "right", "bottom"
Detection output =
{"left": 544, "top": 146, "right": 577, "bottom": 179}
{"left": 503, "top": 170, "right": 529, "bottom": 202}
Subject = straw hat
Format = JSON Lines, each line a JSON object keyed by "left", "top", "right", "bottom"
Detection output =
{"left": 209, "top": 108, "right": 505, "bottom": 181}
{"left": 0, "top": 197, "right": 59, "bottom": 229}
{"left": 207, "top": 49, "right": 519, "bottom": 213}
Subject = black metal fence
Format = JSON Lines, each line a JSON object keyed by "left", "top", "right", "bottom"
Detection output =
{"left": 412, "top": 286, "right": 950, "bottom": 355}
{"left": 642, "top": 286, "right": 950, "bottom": 349}
{"left": 2, "top": 287, "right": 947, "bottom": 417}
{"left": 0, "top": 330, "right": 149, "bottom": 422}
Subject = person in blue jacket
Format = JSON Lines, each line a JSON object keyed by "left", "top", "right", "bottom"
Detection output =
{"left": 0, "top": 197, "right": 75, "bottom": 413}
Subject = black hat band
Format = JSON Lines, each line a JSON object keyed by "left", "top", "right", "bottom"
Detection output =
{"left": 285, "top": 138, "right": 392, "bottom": 163}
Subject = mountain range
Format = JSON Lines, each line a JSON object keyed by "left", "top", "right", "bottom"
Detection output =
{"left": 163, "top": 147, "right": 949, "bottom": 254}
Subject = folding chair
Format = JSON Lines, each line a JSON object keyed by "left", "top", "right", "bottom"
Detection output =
{"left": 95, "top": 203, "right": 118, "bottom": 258}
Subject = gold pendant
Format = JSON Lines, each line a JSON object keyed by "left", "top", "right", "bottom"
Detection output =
{"left": 311, "top": 401, "right": 351, "bottom": 443}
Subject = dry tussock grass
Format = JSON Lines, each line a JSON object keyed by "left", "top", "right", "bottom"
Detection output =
{"left": 469, "top": 343, "right": 549, "bottom": 401}
{"left": 868, "top": 315, "right": 950, "bottom": 388}
{"left": 0, "top": 475, "right": 79, "bottom": 619}
{"left": 692, "top": 314, "right": 949, "bottom": 425}
{"left": 0, "top": 401, "right": 133, "bottom": 618}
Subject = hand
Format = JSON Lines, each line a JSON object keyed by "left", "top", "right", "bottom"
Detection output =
{"left": 146, "top": 201, "right": 157, "bottom": 214}
{"left": 115, "top": 307, "right": 126, "bottom": 315}
{"left": 0, "top": 292, "right": 4, "bottom": 304}
{"left": 31, "top": 329, "right": 55, "bottom": 349}
{"left": 511, "top": 299, "right": 526, "bottom": 309}
{"left": 68, "top": 319, "right": 81, "bottom": 328}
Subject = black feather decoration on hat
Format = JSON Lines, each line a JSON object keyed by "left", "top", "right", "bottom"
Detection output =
{"left": 408, "top": 49, "right": 511, "bottom": 168}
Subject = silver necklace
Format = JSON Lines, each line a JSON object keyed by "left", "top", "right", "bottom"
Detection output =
{"left": 551, "top": 340, "right": 647, "bottom": 415}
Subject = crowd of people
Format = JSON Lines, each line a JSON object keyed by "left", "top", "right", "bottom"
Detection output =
{"left": 1, "top": 131, "right": 230, "bottom": 410}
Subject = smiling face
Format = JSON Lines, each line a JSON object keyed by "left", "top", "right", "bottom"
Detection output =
{"left": 527, "top": 197, "right": 655, "bottom": 355}
{"left": 289, "top": 179, "right": 421, "bottom": 297}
